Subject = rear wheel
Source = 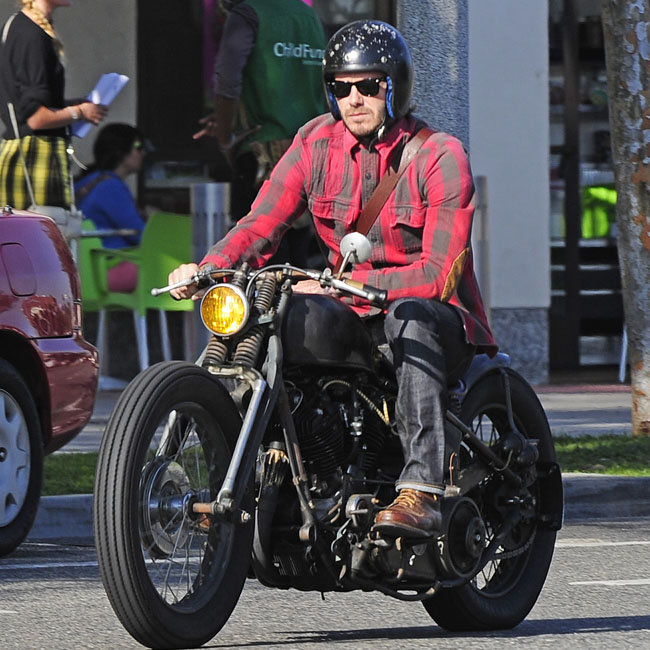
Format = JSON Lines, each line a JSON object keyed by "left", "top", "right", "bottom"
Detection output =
{"left": 93, "top": 361, "right": 253, "bottom": 649}
{"left": 423, "top": 369, "right": 561, "bottom": 630}
{"left": 0, "top": 360, "right": 42, "bottom": 557}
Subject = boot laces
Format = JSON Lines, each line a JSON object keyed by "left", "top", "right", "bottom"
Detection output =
{"left": 393, "top": 489, "right": 419, "bottom": 508}
{"left": 393, "top": 489, "right": 438, "bottom": 509}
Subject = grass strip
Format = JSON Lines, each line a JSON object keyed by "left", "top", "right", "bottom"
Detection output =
{"left": 41, "top": 434, "right": 650, "bottom": 496}
{"left": 43, "top": 452, "right": 98, "bottom": 496}
{"left": 554, "top": 434, "right": 650, "bottom": 476}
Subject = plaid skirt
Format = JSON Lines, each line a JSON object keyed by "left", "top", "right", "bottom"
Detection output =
{"left": 0, "top": 135, "right": 71, "bottom": 210}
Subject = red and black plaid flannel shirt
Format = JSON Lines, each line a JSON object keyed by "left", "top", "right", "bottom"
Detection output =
{"left": 202, "top": 114, "right": 497, "bottom": 355}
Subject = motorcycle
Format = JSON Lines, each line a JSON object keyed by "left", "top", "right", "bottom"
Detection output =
{"left": 93, "top": 233, "right": 564, "bottom": 649}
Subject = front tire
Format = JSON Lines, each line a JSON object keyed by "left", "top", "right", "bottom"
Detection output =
{"left": 0, "top": 359, "right": 43, "bottom": 557}
{"left": 93, "top": 361, "right": 253, "bottom": 649}
{"left": 423, "top": 369, "right": 561, "bottom": 631}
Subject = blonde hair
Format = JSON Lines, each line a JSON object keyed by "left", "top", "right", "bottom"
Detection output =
{"left": 20, "top": 1, "right": 64, "bottom": 59}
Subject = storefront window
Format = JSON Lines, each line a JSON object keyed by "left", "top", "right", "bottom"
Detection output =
{"left": 313, "top": 0, "right": 381, "bottom": 37}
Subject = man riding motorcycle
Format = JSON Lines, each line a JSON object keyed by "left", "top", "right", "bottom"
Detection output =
{"left": 169, "top": 19, "right": 497, "bottom": 539}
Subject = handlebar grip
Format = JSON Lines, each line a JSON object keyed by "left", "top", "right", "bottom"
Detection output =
{"left": 344, "top": 279, "right": 387, "bottom": 308}
{"left": 365, "top": 286, "right": 387, "bottom": 308}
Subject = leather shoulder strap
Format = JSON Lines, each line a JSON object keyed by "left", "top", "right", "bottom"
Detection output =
{"left": 333, "top": 126, "right": 433, "bottom": 274}
{"left": 352, "top": 127, "right": 433, "bottom": 237}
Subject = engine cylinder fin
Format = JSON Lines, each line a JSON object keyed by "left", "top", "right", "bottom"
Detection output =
{"left": 294, "top": 399, "right": 345, "bottom": 478}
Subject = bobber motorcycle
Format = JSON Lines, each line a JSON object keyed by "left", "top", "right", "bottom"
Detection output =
{"left": 93, "top": 233, "right": 563, "bottom": 649}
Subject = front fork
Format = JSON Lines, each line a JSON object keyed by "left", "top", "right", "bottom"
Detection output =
{"left": 190, "top": 365, "right": 269, "bottom": 523}
{"left": 191, "top": 290, "right": 317, "bottom": 531}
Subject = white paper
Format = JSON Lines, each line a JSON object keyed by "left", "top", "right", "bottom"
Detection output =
{"left": 71, "top": 73, "right": 129, "bottom": 138}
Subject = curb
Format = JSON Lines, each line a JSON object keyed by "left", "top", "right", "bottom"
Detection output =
{"left": 27, "top": 474, "right": 650, "bottom": 543}
{"left": 29, "top": 494, "right": 94, "bottom": 543}
{"left": 562, "top": 474, "right": 650, "bottom": 520}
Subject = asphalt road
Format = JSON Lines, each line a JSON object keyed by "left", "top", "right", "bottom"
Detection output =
{"left": 3, "top": 517, "right": 650, "bottom": 649}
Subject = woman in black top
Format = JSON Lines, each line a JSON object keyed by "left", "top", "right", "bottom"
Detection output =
{"left": 0, "top": 0, "right": 107, "bottom": 209}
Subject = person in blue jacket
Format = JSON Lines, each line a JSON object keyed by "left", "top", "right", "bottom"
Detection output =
{"left": 75, "top": 123, "right": 147, "bottom": 292}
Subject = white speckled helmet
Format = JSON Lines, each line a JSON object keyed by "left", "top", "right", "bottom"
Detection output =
{"left": 322, "top": 20, "right": 414, "bottom": 120}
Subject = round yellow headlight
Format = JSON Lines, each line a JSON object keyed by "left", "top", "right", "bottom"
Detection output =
{"left": 200, "top": 284, "right": 249, "bottom": 336}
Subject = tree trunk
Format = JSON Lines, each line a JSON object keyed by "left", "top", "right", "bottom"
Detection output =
{"left": 601, "top": 0, "right": 650, "bottom": 434}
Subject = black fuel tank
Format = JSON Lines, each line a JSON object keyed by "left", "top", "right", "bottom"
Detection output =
{"left": 281, "top": 294, "right": 375, "bottom": 372}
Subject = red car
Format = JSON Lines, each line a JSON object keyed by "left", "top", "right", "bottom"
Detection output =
{"left": 0, "top": 206, "right": 98, "bottom": 556}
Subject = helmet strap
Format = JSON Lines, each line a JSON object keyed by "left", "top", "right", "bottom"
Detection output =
{"left": 385, "top": 76, "right": 395, "bottom": 119}
{"left": 328, "top": 89, "right": 341, "bottom": 120}
{"left": 358, "top": 115, "right": 395, "bottom": 150}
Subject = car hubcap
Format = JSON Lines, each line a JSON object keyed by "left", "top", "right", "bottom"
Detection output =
{"left": 0, "top": 390, "right": 30, "bottom": 526}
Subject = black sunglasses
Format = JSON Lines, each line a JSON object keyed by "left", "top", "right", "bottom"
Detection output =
{"left": 328, "top": 77, "right": 386, "bottom": 99}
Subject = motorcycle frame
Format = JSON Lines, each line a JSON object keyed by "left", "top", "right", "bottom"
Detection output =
{"left": 180, "top": 274, "right": 565, "bottom": 610}
{"left": 198, "top": 277, "right": 553, "bottom": 538}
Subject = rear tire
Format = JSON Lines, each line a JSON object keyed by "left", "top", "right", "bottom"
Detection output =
{"left": 0, "top": 360, "right": 42, "bottom": 557}
{"left": 423, "top": 369, "right": 560, "bottom": 630}
{"left": 93, "top": 361, "right": 253, "bottom": 649}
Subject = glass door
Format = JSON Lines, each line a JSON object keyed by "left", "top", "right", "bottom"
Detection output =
{"left": 548, "top": 0, "right": 622, "bottom": 369}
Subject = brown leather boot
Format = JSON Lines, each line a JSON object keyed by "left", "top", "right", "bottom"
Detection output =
{"left": 373, "top": 489, "right": 442, "bottom": 538}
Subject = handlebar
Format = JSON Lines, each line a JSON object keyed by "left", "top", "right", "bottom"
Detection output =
{"left": 151, "top": 264, "right": 387, "bottom": 309}
{"left": 327, "top": 275, "right": 387, "bottom": 308}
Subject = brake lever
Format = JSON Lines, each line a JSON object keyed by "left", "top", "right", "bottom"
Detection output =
{"left": 151, "top": 276, "right": 196, "bottom": 297}
{"left": 150, "top": 266, "right": 221, "bottom": 297}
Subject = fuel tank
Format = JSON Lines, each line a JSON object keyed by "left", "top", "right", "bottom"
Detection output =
{"left": 281, "top": 294, "right": 375, "bottom": 372}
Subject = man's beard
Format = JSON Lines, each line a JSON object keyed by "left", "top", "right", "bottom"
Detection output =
{"left": 342, "top": 109, "right": 385, "bottom": 139}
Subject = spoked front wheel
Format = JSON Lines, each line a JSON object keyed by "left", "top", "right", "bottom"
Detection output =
{"left": 93, "top": 361, "right": 253, "bottom": 649}
{"left": 423, "top": 369, "right": 562, "bottom": 631}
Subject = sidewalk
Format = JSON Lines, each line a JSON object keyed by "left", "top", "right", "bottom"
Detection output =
{"left": 536, "top": 382, "right": 632, "bottom": 437}
{"left": 28, "top": 382, "right": 643, "bottom": 542}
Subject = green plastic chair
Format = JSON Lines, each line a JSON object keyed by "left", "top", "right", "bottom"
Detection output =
{"left": 78, "top": 219, "right": 138, "bottom": 386}
{"left": 87, "top": 211, "right": 194, "bottom": 371}
{"left": 78, "top": 219, "right": 109, "bottom": 313}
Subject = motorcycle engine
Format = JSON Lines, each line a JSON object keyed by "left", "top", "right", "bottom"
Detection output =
{"left": 293, "top": 390, "right": 346, "bottom": 479}
{"left": 288, "top": 377, "right": 393, "bottom": 497}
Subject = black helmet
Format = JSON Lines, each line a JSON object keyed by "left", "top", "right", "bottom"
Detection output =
{"left": 322, "top": 20, "right": 414, "bottom": 121}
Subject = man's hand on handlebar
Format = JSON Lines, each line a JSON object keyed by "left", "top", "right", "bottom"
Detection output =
{"left": 168, "top": 263, "right": 203, "bottom": 301}
{"left": 294, "top": 279, "right": 338, "bottom": 296}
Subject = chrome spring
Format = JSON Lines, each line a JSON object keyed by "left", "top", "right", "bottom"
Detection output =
{"left": 232, "top": 272, "right": 277, "bottom": 368}
{"left": 202, "top": 337, "right": 229, "bottom": 368}
{"left": 232, "top": 327, "right": 265, "bottom": 367}
{"left": 255, "top": 272, "right": 277, "bottom": 308}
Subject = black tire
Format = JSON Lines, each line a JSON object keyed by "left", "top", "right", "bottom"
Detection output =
{"left": 423, "top": 369, "right": 559, "bottom": 631}
{"left": 0, "top": 359, "right": 43, "bottom": 557}
{"left": 93, "top": 361, "right": 253, "bottom": 649}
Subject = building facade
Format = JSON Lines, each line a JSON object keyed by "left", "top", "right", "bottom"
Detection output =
{"left": 42, "top": 0, "right": 616, "bottom": 384}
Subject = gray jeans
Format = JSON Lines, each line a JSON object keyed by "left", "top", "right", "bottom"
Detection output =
{"left": 367, "top": 298, "right": 476, "bottom": 495}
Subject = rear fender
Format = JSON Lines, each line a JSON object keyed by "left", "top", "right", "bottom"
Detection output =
{"left": 451, "top": 352, "right": 511, "bottom": 399}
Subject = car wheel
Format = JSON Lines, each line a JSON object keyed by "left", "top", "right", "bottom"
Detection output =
{"left": 0, "top": 359, "right": 43, "bottom": 556}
